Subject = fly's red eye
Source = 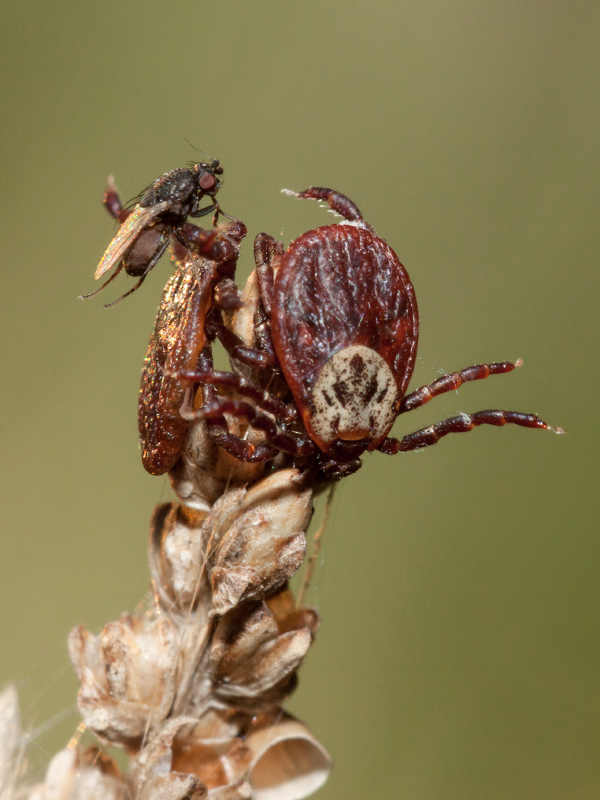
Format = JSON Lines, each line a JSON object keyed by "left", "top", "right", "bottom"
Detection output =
{"left": 199, "top": 173, "right": 217, "bottom": 191}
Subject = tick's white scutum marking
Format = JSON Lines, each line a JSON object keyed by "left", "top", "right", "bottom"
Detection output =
{"left": 311, "top": 345, "right": 397, "bottom": 445}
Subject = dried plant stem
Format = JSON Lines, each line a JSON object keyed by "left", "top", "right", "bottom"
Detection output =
{"left": 0, "top": 223, "right": 334, "bottom": 800}
{"left": 297, "top": 485, "right": 336, "bottom": 609}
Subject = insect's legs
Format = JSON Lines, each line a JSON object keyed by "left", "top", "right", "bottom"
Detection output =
{"left": 190, "top": 202, "right": 219, "bottom": 219}
{"left": 400, "top": 361, "right": 522, "bottom": 414}
{"left": 79, "top": 262, "right": 124, "bottom": 299}
{"left": 284, "top": 187, "right": 363, "bottom": 222}
{"left": 190, "top": 348, "right": 279, "bottom": 463}
{"left": 204, "top": 400, "right": 317, "bottom": 458}
{"left": 167, "top": 369, "right": 297, "bottom": 421}
{"left": 379, "top": 409, "right": 564, "bottom": 454}
{"left": 207, "top": 424, "right": 279, "bottom": 462}
{"left": 212, "top": 318, "right": 278, "bottom": 369}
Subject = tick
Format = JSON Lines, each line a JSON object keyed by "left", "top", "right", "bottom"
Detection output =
{"left": 166, "top": 187, "right": 563, "bottom": 482}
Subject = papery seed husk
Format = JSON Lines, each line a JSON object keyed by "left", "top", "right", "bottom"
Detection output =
{"left": 149, "top": 503, "right": 211, "bottom": 613}
{"left": 210, "top": 602, "right": 278, "bottom": 677}
{"left": 137, "top": 772, "right": 206, "bottom": 800}
{"left": 214, "top": 630, "right": 311, "bottom": 699}
{"left": 206, "top": 470, "right": 312, "bottom": 615}
{"left": 70, "top": 615, "right": 180, "bottom": 745}
{"left": 35, "top": 748, "right": 127, "bottom": 800}
{"left": 207, "top": 780, "right": 252, "bottom": 800}
{"left": 244, "top": 713, "right": 332, "bottom": 800}
{"left": 174, "top": 710, "right": 242, "bottom": 748}
{"left": 171, "top": 738, "right": 250, "bottom": 790}
{"left": 101, "top": 616, "right": 178, "bottom": 712}
{"left": 230, "top": 270, "right": 260, "bottom": 351}
{"left": 265, "top": 588, "right": 320, "bottom": 637}
{"left": 170, "top": 413, "right": 265, "bottom": 510}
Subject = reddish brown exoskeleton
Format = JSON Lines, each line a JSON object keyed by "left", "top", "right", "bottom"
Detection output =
{"left": 139, "top": 214, "right": 302, "bottom": 476}
{"left": 177, "top": 187, "right": 562, "bottom": 482}
{"left": 84, "top": 161, "right": 225, "bottom": 306}
{"left": 138, "top": 217, "right": 255, "bottom": 476}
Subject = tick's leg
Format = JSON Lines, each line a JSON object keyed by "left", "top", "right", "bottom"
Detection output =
{"left": 174, "top": 219, "right": 247, "bottom": 267}
{"left": 211, "top": 316, "right": 278, "bottom": 369}
{"left": 283, "top": 186, "right": 363, "bottom": 222}
{"left": 379, "top": 409, "right": 564, "bottom": 454}
{"left": 213, "top": 278, "right": 243, "bottom": 311}
{"left": 173, "top": 223, "right": 219, "bottom": 259}
{"left": 204, "top": 400, "right": 317, "bottom": 457}
{"left": 208, "top": 426, "right": 278, "bottom": 462}
{"left": 400, "top": 360, "right": 522, "bottom": 414}
{"left": 169, "top": 369, "right": 298, "bottom": 422}
{"left": 103, "top": 176, "right": 130, "bottom": 223}
{"left": 189, "top": 349, "right": 278, "bottom": 462}
{"left": 254, "top": 233, "right": 283, "bottom": 315}
{"left": 252, "top": 234, "right": 282, "bottom": 365}
{"left": 253, "top": 302, "right": 279, "bottom": 365}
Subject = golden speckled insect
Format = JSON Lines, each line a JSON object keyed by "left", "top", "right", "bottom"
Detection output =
{"left": 85, "top": 161, "right": 225, "bottom": 306}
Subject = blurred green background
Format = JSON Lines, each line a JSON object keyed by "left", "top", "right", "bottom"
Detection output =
{"left": 0, "top": 1, "right": 598, "bottom": 798}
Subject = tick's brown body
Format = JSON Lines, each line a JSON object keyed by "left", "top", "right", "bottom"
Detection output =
{"left": 271, "top": 222, "right": 418, "bottom": 451}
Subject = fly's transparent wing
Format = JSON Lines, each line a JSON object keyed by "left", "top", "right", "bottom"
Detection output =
{"left": 94, "top": 201, "right": 169, "bottom": 279}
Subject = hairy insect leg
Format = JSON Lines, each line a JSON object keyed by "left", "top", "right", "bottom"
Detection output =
{"left": 379, "top": 409, "right": 564, "bottom": 454}
{"left": 189, "top": 202, "right": 219, "bottom": 220}
{"left": 204, "top": 400, "right": 317, "bottom": 458}
{"left": 283, "top": 186, "right": 363, "bottom": 222}
{"left": 400, "top": 360, "right": 523, "bottom": 414}
{"left": 166, "top": 368, "right": 297, "bottom": 421}
{"left": 103, "top": 271, "right": 150, "bottom": 308}
{"left": 79, "top": 262, "right": 124, "bottom": 299}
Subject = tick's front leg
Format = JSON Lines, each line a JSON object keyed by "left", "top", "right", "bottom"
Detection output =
{"left": 399, "top": 360, "right": 522, "bottom": 414}
{"left": 284, "top": 186, "right": 363, "bottom": 222}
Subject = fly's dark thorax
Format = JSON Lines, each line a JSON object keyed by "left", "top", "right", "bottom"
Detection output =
{"left": 141, "top": 169, "right": 198, "bottom": 216}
